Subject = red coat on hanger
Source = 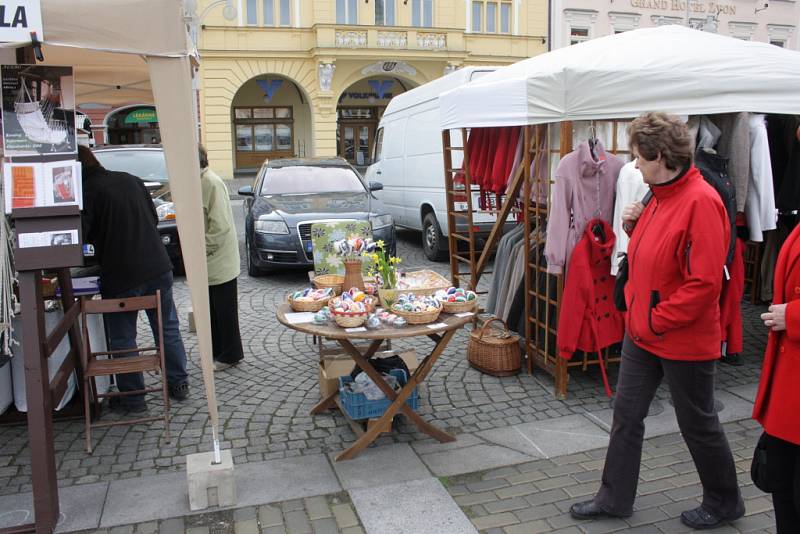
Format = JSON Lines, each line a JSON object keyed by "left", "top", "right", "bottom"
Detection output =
{"left": 557, "top": 219, "right": 624, "bottom": 360}
{"left": 490, "top": 127, "right": 512, "bottom": 194}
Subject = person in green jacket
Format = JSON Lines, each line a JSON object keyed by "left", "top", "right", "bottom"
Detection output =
{"left": 199, "top": 145, "right": 244, "bottom": 371}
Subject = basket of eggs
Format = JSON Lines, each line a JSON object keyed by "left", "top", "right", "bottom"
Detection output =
{"left": 434, "top": 287, "right": 478, "bottom": 314}
{"left": 329, "top": 288, "right": 376, "bottom": 328}
{"left": 312, "top": 274, "right": 344, "bottom": 295}
{"left": 391, "top": 294, "right": 442, "bottom": 325}
{"left": 287, "top": 287, "right": 334, "bottom": 312}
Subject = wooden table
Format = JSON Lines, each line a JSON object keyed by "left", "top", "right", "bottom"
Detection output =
{"left": 276, "top": 303, "right": 472, "bottom": 461}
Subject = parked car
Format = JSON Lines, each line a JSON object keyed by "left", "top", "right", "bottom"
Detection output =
{"left": 240, "top": 157, "right": 395, "bottom": 276}
{"left": 363, "top": 66, "right": 515, "bottom": 261}
{"left": 92, "top": 145, "right": 183, "bottom": 274}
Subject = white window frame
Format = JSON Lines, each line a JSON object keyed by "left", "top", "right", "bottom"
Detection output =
{"left": 727, "top": 21, "right": 757, "bottom": 40}
{"left": 650, "top": 15, "right": 683, "bottom": 26}
{"left": 470, "top": 1, "right": 512, "bottom": 34}
{"left": 608, "top": 12, "right": 640, "bottom": 34}
{"left": 767, "top": 24, "right": 795, "bottom": 48}
{"left": 564, "top": 9, "right": 597, "bottom": 46}
{"left": 375, "top": 0, "right": 396, "bottom": 26}
{"left": 337, "top": 0, "right": 358, "bottom": 24}
{"left": 412, "top": 0, "right": 433, "bottom": 28}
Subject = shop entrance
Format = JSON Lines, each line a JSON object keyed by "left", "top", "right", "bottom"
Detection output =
{"left": 105, "top": 105, "right": 160, "bottom": 145}
{"left": 336, "top": 76, "right": 414, "bottom": 170}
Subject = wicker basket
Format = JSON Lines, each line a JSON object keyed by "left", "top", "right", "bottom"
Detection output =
{"left": 441, "top": 299, "right": 477, "bottom": 314}
{"left": 330, "top": 308, "right": 369, "bottom": 328}
{"left": 313, "top": 274, "right": 344, "bottom": 295}
{"left": 467, "top": 317, "right": 521, "bottom": 376}
{"left": 393, "top": 306, "right": 442, "bottom": 325}
{"left": 287, "top": 294, "right": 330, "bottom": 312}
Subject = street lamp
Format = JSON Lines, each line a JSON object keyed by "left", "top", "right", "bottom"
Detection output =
{"left": 185, "top": 0, "right": 238, "bottom": 47}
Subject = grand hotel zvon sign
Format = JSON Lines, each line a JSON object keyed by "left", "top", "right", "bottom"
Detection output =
{"left": 630, "top": 0, "right": 736, "bottom": 15}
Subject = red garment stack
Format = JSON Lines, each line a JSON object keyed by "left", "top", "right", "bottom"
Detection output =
{"left": 466, "top": 127, "right": 522, "bottom": 195}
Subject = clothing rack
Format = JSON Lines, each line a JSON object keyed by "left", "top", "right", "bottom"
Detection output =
{"left": 442, "top": 119, "right": 632, "bottom": 398}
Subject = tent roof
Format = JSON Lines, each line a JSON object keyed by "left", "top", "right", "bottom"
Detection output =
{"left": 440, "top": 25, "right": 800, "bottom": 130}
{"left": 41, "top": 0, "right": 193, "bottom": 58}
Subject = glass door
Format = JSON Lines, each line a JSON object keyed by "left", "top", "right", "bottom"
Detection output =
{"left": 339, "top": 123, "right": 374, "bottom": 167}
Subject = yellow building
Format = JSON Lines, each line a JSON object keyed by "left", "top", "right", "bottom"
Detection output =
{"left": 195, "top": 0, "right": 548, "bottom": 178}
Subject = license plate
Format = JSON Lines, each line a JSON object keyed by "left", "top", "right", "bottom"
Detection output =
{"left": 305, "top": 241, "right": 313, "bottom": 253}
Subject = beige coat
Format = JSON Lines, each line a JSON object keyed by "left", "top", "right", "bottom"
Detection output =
{"left": 201, "top": 167, "right": 240, "bottom": 285}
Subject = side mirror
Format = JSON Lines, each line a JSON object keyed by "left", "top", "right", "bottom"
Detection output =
{"left": 369, "top": 181, "right": 384, "bottom": 192}
{"left": 238, "top": 185, "right": 254, "bottom": 197}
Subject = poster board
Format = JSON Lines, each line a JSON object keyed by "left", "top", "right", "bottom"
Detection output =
{"left": 2, "top": 159, "right": 81, "bottom": 212}
{"left": 1, "top": 64, "right": 76, "bottom": 156}
{"left": 310, "top": 221, "right": 374, "bottom": 276}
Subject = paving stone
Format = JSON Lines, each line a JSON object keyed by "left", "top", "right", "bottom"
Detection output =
{"left": 471, "top": 512, "right": 519, "bottom": 530}
{"left": 331, "top": 504, "right": 359, "bottom": 529}
{"left": 502, "top": 519, "right": 552, "bottom": 533}
{"left": 234, "top": 519, "right": 259, "bottom": 534}
{"left": 304, "top": 496, "right": 331, "bottom": 521}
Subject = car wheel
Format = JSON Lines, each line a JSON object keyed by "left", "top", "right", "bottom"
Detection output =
{"left": 422, "top": 213, "right": 448, "bottom": 262}
{"left": 246, "top": 236, "right": 263, "bottom": 277}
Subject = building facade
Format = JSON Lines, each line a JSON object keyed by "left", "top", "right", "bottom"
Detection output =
{"left": 196, "top": 0, "right": 548, "bottom": 178}
{"left": 551, "top": 0, "right": 800, "bottom": 49}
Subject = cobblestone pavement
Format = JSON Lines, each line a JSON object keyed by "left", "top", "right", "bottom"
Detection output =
{"left": 0, "top": 222, "right": 770, "bottom": 495}
{"left": 446, "top": 420, "right": 773, "bottom": 534}
{"left": 76, "top": 492, "right": 365, "bottom": 534}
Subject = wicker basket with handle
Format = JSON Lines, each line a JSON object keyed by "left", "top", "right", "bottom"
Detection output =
{"left": 467, "top": 317, "right": 521, "bottom": 376}
{"left": 393, "top": 306, "right": 441, "bottom": 325}
{"left": 313, "top": 274, "right": 344, "bottom": 295}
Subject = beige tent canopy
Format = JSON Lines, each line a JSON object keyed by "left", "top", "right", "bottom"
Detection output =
{"left": 18, "top": 0, "right": 221, "bottom": 455}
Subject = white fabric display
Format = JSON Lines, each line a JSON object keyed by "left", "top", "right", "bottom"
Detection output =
{"left": 611, "top": 161, "right": 649, "bottom": 275}
{"left": 746, "top": 114, "right": 777, "bottom": 242}
{"left": 11, "top": 311, "right": 108, "bottom": 412}
{"left": 15, "top": 82, "right": 68, "bottom": 145}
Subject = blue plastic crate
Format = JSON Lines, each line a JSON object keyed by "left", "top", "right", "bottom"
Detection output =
{"left": 338, "top": 368, "right": 418, "bottom": 420}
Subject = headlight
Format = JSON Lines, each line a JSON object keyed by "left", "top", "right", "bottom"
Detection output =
{"left": 156, "top": 202, "right": 176, "bottom": 222}
{"left": 370, "top": 214, "right": 393, "bottom": 230}
{"left": 255, "top": 217, "right": 289, "bottom": 234}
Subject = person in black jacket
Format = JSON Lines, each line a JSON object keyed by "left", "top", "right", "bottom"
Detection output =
{"left": 79, "top": 146, "right": 189, "bottom": 412}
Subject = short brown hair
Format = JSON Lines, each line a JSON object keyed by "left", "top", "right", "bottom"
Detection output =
{"left": 77, "top": 145, "right": 101, "bottom": 168}
{"left": 628, "top": 112, "right": 693, "bottom": 171}
{"left": 198, "top": 144, "right": 209, "bottom": 169}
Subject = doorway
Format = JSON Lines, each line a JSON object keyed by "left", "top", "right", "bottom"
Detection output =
{"left": 339, "top": 122, "right": 374, "bottom": 167}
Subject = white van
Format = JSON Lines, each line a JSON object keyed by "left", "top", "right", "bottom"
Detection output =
{"left": 364, "top": 66, "right": 503, "bottom": 261}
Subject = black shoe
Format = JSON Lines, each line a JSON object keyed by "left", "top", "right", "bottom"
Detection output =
{"left": 680, "top": 504, "right": 745, "bottom": 530}
{"left": 569, "top": 500, "right": 631, "bottom": 520}
{"left": 168, "top": 382, "right": 189, "bottom": 401}
{"left": 720, "top": 353, "right": 742, "bottom": 366}
{"left": 108, "top": 396, "right": 148, "bottom": 414}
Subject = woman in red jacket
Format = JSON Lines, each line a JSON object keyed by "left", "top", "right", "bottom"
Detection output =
{"left": 755, "top": 213, "right": 800, "bottom": 532}
{"left": 570, "top": 112, "right": 744, "bottom": 529}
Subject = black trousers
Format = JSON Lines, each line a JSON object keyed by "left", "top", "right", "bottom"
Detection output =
{"left": 765, "top": 433, "right": 800, "bottom": 534}
{"left": 594, "top": 336, "right": 742, "bottom": 518}
{"left": 209, "top": 277, "right": 244, "bottom": 364}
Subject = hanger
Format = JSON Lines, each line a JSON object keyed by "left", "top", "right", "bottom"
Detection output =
{"left": 588, "top": 123, "right": 598, "bottom": 161}
{"left": 592, "top": 220, "right": 606, "bottom": 242}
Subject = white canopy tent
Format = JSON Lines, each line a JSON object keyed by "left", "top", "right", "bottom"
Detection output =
{"left": 9, "top": 0, "right": 221, "bottom": 457}
{"left": 440, "top": 25, "right": 800, "bottom": 130}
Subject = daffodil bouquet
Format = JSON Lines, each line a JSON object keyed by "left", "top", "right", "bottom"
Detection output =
{"left": 364, "top": 240, "right": 402, "bottom": 289}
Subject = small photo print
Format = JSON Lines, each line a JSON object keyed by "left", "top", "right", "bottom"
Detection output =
{"left": 50, "top": 232, "right": 74, "bottom": 246}
{"left": 52, "top": 165, "right": 75, "bottom": 203}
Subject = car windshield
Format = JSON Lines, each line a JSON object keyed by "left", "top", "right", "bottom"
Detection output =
{"left": 94, "top": 150, "right": 168, "bottom": 184}
{"left": 259, "top": 166, "right": 365, "bottom": 195}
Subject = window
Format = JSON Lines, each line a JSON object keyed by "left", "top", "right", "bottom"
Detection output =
{"left": 373, "top": 128, "right": 384, "bottom": 163}
{"left": 728, "top": 21, "right": 757, "bottom": 41}
{"left": 259, "top": 166, "right": 365, "bottom": 195}
{"left": 337, "top": 0, "right": 358, "bottom": 24}
{"left": 768, "top": 24, "right": 795, "bottom": 48}
{"left": 246, "top": 0, "right": 257, "bottom": 24}
{"left": 412, "top": 0, "right": 433, "bottom": 28}
{"left": 375, "top": 0, "right": 395, "bottom": 25}
{"left": 500, "top": 2, "right": 510, "bottom": 33}
{"left": 471, "top": 1, "right": 511, "bottom": 33}
{"left": 263, "top": 0, "right": 274, "bottom": 25}
{"left": 471, "top": 1, "right": 482, "bottom": 31}
{"left": 608, "top": 12, "right": 640, "bottom": 34}
{"left": 280, "top": 0, "right": 290, "bottom": 26}
{"left": 234, "top": 106, "right": 293, "bottom": 155}
{"left": 771, "top": 40, "right": 785, "bottom": 47}
{"left": 486, "top": 2, "right": 496, "bottom": 33}
{"left": 570, "top": 27, "right": 588, "bottom": 45}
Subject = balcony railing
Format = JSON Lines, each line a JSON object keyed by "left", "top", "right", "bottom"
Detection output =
{"left": 334, "top": 27, "right": 448, "bottom": 50}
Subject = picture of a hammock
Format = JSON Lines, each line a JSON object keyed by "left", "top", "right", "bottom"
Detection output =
{"left": 14, "top": 77, "right": 68, "bottom": 147}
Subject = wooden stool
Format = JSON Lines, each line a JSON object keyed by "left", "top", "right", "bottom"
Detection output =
{"left": 80, "top": 293, "right": 170, "bottom": 453}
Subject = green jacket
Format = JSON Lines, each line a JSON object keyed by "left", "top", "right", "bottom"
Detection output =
{"left": 201, "top": 167, "right": 240, "bottom": 285}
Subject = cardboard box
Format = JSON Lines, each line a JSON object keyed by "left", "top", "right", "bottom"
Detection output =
{"left": 317, "top": 349, "right": 419, "bottom": 399}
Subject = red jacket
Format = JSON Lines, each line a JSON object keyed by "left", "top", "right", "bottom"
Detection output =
{"left": 625, "top": 166, "right": 728, "bottom": 360}
{"left": 753, "top": 224, "right": 800, "bottom": 445}
{"left": 558, "top": 219, "right": 624, "bottom": 359}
